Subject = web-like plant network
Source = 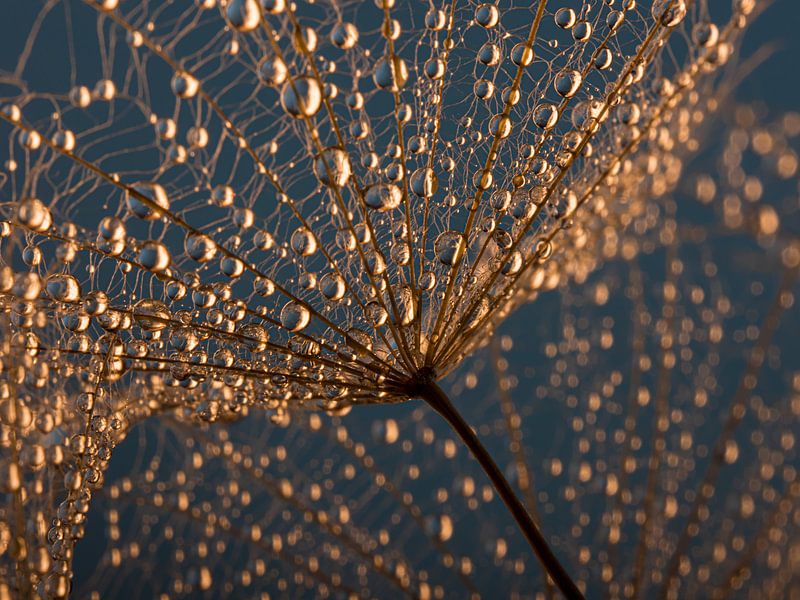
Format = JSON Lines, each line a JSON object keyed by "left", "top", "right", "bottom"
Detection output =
{"left": 0, "top": 0, "right": 770, "bottom": 597}
{"left": 67, "top": 100, "right": 799, "bottom": 599}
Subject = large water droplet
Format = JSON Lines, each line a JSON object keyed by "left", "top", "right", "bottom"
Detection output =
{"left": 410, "top": 168, "right": 438, "bottom": 198}
{"left": 314, "top": 147, "right": 351, "bottom": 188}
{"left": 134, "top": 299, "right": 171, "bottom": 331}
{"left": 554, "top": 70, "right": 583, "bottom": 98}
{"left": 290, "top": 228, "right": 317, "bottom": 256}
{"left": 138, "top": 240, "right": 171, "bottom": 272}
{"left": 45, "top": 274, "right": 81, "bottom": 302}
{"left": 533, "top": 104, "right": 559, "bottom": 129}
{"left": 330, "top": 22, "right": 359, "bottom": 49}
{"left": 280, "top": 77, "right": 322, "bottom": 118}
{"left": 477, "top": 43, "right": 501, "bottom": 66}
{"left": 475, "top": 4, "right": 499, "bottom": 28}
{"left": 258, "top": 57, "right": 288, "bottom": 87}
{"left": 365, "top": 184, "right": 402, "bottom": 211}
{"left": 226, "top": 0, "right": 260, "bottom": 32}
{"left": 434, "top": 231, "right": 466, "bottom": 266}
{"left": 651, "top": 0, "right": 687, "bottom": 27}
{"left": 127, "top": 182, "right": 170, "bottom": 220}
{"left": 16, "top": 198, "right": 52, "bottom": 232}
{"left": 373, "top": 57, "right": 409, "bottom": 91}
{"left": 185, "top": 233, "right": 218, "bottom": 263}
{"left": 280, "top": 301, "right": 310, "bottom": 332}
{"left": 555, "top": 7, "right": 576, "bottom": 29}
{"left": 320, "top": 273, "right": 346, "bottom": 301}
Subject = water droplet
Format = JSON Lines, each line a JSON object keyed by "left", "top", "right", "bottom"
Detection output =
{"left": 366, "top": 302, "right": 388, "bottom": 327}
{"left": 595, "top": 49, "right": 613, "bottom": 70}
{"left": 410, "top": 168, "right": 438, "bottom": 198}
{"left": 261, "top": 0, "right": 286, "bottom": 14}
{"left": 52, "top": 130, "right": 76, "bottom": 151}
{"left": 477, "top": 42, "right": 501, "bottom": 66}
{"left": 69, "top": 86, "right": 91, "bottom": 108}
{"left": 489, "top": 115, "right": 512, "bottom": 139}
{"left": 554, "top": 70, "right": 583, "bottom": 98}
{"left": 373, "top": 57, "right": 409, "bottom": 91}
{"left": 652, "top": 0, "right": 687, "bottom": 27}
{"left": 226, "top": 0, "right": 260, "bottom": 32}
{"left": 358, "top": 249, "right": 384, "bottom": 278}
{"left": 16, "top": 198, "right": 52, "bottom": 232}
{"left": 92, "top": 0, "right": 119, "bottom": 10}
{"left": 83, "top": 291, "right": 109, "bottom": 316}
{"left": 510, "top": 43, "right": 534, "bottom": 67}
{"left": 425, "top": 9, "right": 446, "bottom": 31}
{"left": 313, "top": 147, "right": 352, "bottom": 188}
{"left": 330, "top": 22, "right": 359, "bottom": 49}
{"left": 171, "top": 71, "right": 199, "bottom": 98}
{"left": 365, "top": 184, "right": 402, "bottom": 211}
{"left": 134, "top": 299, "right": 172, "bottom": 331}
{"left": 434, "top": 231, "right": 466, "bottom": 266}
{"left": 320, "top": 273, "right": 346, "bottom": 301}
{"left": 45, "top": 274, "right": 81, "bottom": 302}
{"left": 258, "top": 57, "right": 288, "bottom": 87}
{"left": 533, "top": 104, "right": 559, "bottom": 129}
{"left": 186, "top": 126, "right": 209, "bottom": 148}
{"left": 474, "top": 79, "right": 495, "bottom": 100}
{"left": 290, "top": 228, "right": 317, "bottom": 256}
{"left": 138, "top": 241, "right": 171, "bottom": 272}
{"left": 474, "top": 4, "right": 499, "bottom": 28}
{"left": 19, "top": 130, "right": 41, "bottom": 150}
{"left": 127, "top": 182, "right": 170, "bottom": 220}
{"left": 692, "top": 22, "right": 719, "bottom": 47}
{"left": 253, "top": 277, "right": 276, "bottom": 297}
{"left": 211, "top": 184, "right": 235, "bottom": 207}
{"left": 280, "top": 301, "right": 310, "bottom": 332}
{"left": 572, "top": 21, "right": 593, "bottom": 42}
{"left": 280, "top": 77, "right": 323, "bottom": 118}
{"left": 93, "top": 79, "right": 116, "bottom": 101}
{"left": 220, "top": 255, "right": 244, "bottom": 278}
{"left": 555, "top": 7, "right": 576, "bottom": 29}
{"left": 239, "top": 323, "right": 269, "bottom": 352}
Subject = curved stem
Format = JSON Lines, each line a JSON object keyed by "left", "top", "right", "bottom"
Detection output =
{"left": 416, "top": 381, "right": 584, "bottom": 600}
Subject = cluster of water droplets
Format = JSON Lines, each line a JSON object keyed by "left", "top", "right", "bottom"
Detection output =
{"left": 68, "top": 106, "right": 798, "bottom": 594}
{"left": 0, "top": 0, "right": 770, "bottom": 596}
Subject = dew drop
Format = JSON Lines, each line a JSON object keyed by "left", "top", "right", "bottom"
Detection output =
{"left": 280, "top": 302, "right": 311, "bottom": 332}
{"left": 314, "top": 147, "right": 352, "bottom": 188}
{"left": 138, "top": 241, "right": 171, "bottom": 272}
{"left": 171, "top": 71, "right": 199, "bottom": 98}
{"left": 434, "top": 231, "right": 466, "bottom": 266}
{"left": 555, "top": 7, "right": 576, "bottom": 29}
{"left": 475, "top": 4, "right": 499, "bottom": 28}
{"left": 127, "top": 182, "right": 170, "bottom": 221}
{"left": 257, "top": 57, "right": 287, "bottom": 87}
{"left": 410, "top": 168, "right": 438, "bottom": 198}
{"left": 330, "top": 22, "right": 359, "bottom": 49}
{"left": 320, "top": 273, "right": 346, "bottom": 301}
{"left": 280, "top": 77, "right": 323, "bottom": 118}
{"left": 365, "top": 184, "right": 402, "bottom": 211}
{"left": 133, "top": 299, "right": 172, "bottom": 331}
{"left": 373, "top": 57, "right": 409, "bottom": 91}
{"left": 17, "top": 198, "right": 52, "bottom": 232}
{"left": 45, "top": 274, "right": 81, "bottom": 303}
{"left": 290, "top": 228, "right": 318, "bottom": 256}
{"left": 226, "top": 0, "right": 260, "bottom": 32}
{"left": 554, "top": 70, "right": 583, "bottom": 98}
{"left": 533, "top": 104, "right": 559, "bottom": 129}
{"left": 652, "top": 0, "right": 687, "bottom": 27}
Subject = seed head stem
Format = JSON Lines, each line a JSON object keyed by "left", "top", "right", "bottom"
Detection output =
{"left": 414, "top": 379, "right": 584, "bottom": 600}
